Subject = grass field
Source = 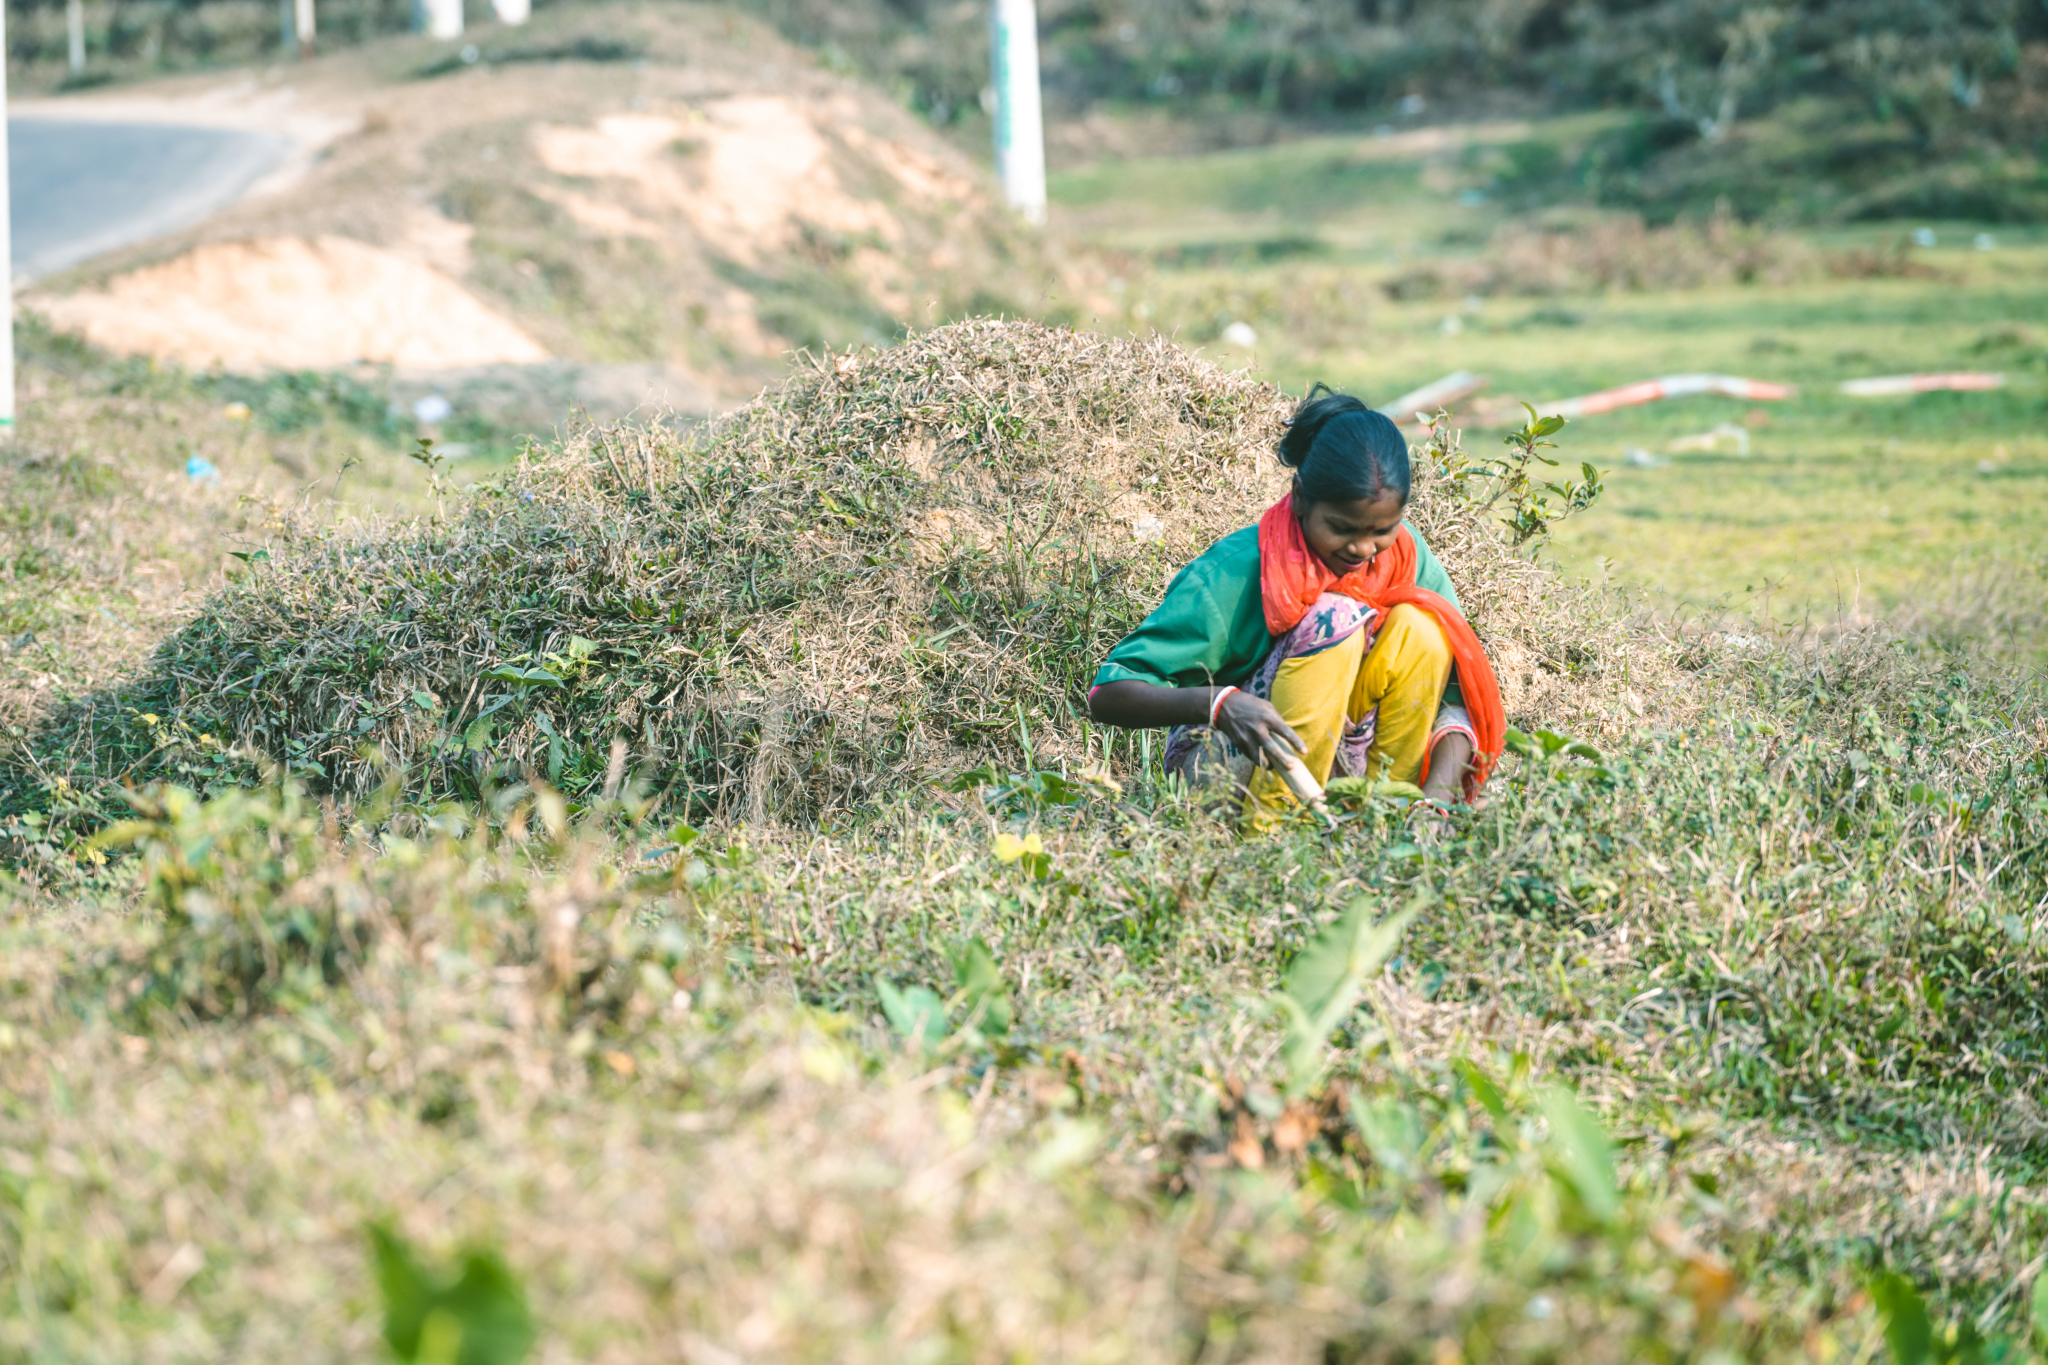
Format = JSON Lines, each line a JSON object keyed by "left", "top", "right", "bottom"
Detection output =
{"left": 4, "top": 102, "right": 2048, "bottom": 1364}
{"left": 1052, "top": 126, "right": 2048, "bottom": 637}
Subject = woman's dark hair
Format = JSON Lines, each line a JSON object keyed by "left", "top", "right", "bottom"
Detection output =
{"left": 1276, "top": 383, "right": 1410, "bottom": 509}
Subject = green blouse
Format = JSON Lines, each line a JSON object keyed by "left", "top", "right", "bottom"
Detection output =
{"left": 1092, "top": 522, "right": 1463, "bottom": 693}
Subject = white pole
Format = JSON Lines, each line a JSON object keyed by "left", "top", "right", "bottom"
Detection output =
{"left": 67, "top": 0, "right": 86, "bottom": 75}
{"left": 0, "top": 1, "right": 14, "bottom": 442}
{"left": 490, "top": 0, "right": 529, "bottom": 24}
{"left": 415, "top": 0, "right": 461, "bottom": 40}
{"left": 295, "top": 0, "right": 316, "bottom": 58}
{"left": 990, "top": 0, "right": 1046, "bottom": 225}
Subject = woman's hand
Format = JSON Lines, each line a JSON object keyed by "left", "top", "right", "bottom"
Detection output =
{"left": 1215, "top": 690, "right": 1304, "bottom": 767}
{"left": 1087, "top": 681, "right": 1302, "bottom": 767}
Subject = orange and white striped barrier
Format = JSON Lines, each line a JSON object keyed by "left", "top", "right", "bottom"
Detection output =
{"left": 1539, "top": 374, "right": 1797, "bottom": 419}
{"left": 1380, "top": 370, "right": 1489, "bottom": 424}
{"left": 1839, "top": 372, "right": 2004, "bottom": 397}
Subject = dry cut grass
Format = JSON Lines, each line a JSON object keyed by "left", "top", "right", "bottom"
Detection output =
{"left": 3, "top": 320, "right": 1688, "bottom": 831}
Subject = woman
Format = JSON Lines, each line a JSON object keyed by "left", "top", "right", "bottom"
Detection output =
{"left": 1088, "top": 386, "right": 1505, "bottom": 830}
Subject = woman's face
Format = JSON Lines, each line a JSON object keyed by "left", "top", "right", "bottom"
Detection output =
{"left": 1296, "top": 490, "right": 1405, "bottom": 577}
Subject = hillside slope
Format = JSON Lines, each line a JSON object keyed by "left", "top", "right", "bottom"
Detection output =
{"left": 27, "top": 3, "right": 1087, "bottom": 412}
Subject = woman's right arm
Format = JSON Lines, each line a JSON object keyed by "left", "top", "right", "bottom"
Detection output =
{"left": 1088, "top": 681, "right": 1305, "bottom": 761}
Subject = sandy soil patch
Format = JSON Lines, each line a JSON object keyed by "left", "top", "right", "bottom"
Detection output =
{"left": 531, "top": 97, "right": 902, "bottom": 266}
{"left": 22, "top": 4, "right": 1059, "bottom": 391}
{"left": 33, "top": 235, "right": 548, "bottom": 370}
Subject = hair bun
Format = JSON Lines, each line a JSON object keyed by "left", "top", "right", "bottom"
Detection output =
{"left": 1277, "top": 383, "right": 1408, "bottom": 508}
{"left": 1278, "top": 383, "right": 1369, "bottom": 468}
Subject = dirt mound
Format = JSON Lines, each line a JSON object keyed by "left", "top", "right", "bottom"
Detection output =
{"left": 35, "top": 235, "right": 549, "bottom": 371}
{"left": 40, "top": 322, "right": 1671, "bottom": 821}
{"left": 28, "top": 5, "right": 1078, "bottom": 396}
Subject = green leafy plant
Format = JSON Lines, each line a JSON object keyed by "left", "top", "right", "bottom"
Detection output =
{"left": 950, "top": 764, "right": 1100, "bottom": 816}
{"left": 1428, "top": 405, "right": 1603, "bottom": 549}
{"left": 1536, "top": 1084, "right": 1619, "bottom": 1225}
{"left": 876, "top": 934, "right": 1015, "bottom": 1050}
{"left": 1502, "top": 726, "right": 1612, "bottom": 783}
{"left": 876, "top": 978, "right": 951, "bottom": 1047}
{"left": 1275, "top": 896, "right": 1417, "bottom": 1096}
{"left": 370, "top": 1224, "right": 535, "bottom": 1365}
{"left": 1324, "top": 775, "right": 1430, "bottom": 809}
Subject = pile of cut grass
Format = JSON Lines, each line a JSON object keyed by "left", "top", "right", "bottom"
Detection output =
{"left": 0, "top": 319, "right": 439, "bottom": 768}
{"left": 8, "top": 320, "right": 1676, "bottom": 830}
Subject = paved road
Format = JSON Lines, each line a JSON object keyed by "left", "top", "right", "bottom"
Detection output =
{"left": 10, "top": 117, "right": 292, "bottom": 281}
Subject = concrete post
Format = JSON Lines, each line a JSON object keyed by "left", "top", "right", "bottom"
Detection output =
{"left": 491, "top": 0, "right": 530, "bottom": 24}
{"left": 67, "top": 0, "right": 86, "bottom": 75}
{"left": 416, "top": 0, "right": 462, "bottom": 40}
{"left": 295, "top": 0, "right": 316, "bottom": 57}
{"left": 989, "top": 0, "right": 1046, "bottom": 225}
{"left": 0, "top": 3, "right": 15, "bottom": 440}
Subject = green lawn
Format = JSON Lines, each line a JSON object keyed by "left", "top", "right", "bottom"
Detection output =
{"left": 1051, "top": 127, "right": 2048, "bottom": 627}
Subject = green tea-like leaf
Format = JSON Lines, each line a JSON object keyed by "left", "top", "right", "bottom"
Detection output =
{"left": 1030, "top": 772, "right": 1083, "bottom": 806}
{"left": 1325, "top": 776, "right": 1428, "bottom": 808}
{"left": 436, "top": 1253, "right": 536, "bottom": 1365}
{"left": 947, "top": 764, "right": 999, "bottom": 793}
{"left": 1351, "top": 1093, "right": 1426, "bottom": 1182}
{"left": 1870, "top": 1271, "right": 1933, "bottom": 1365}
{"left": 370, "top": 1224, "right": 535, "bottom": 1365}
{"left": 877, "top": 980, "right": 949, "bottom": 1045}
{"left": 1502, "top": 727, "right": 1539, "bottom": 759}
{"left": 482, "top": 666, "right": 563, "bottom": 689}
{"left": 1280, "top": 898, "right": 1417, "bottom": 1093}
{"left": 1538, "top": 1085, "right": 1618, "bottom": 1224}
{"left": 951, "top": 936, "right": 1013, "bottom": 1037}
{"left": 1453, "top": 1057, "right": 1509, "bottom": 1125}
{"left": 372, "top": 1225, "right": 433, "bottom": 1359}
{"left": 1284, "top": 899, "right": 1365, "bottom": 1022}
{"left": 1535, "top": 728, "right": 1570, "bottom": 755}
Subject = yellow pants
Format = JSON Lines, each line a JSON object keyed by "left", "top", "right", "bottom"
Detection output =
{"left": 1244, "top": 603, "right": 1451, "bottom": 828}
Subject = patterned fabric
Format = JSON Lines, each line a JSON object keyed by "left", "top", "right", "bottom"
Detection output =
{"left": 1165, "top": 592, "right": 1382, "bottom": 781}
{"left": 1164, "top": 593, "right": 1470, "bottom": 794}
{"left": 1255, "top": 495, "right": 1506, "bottom": 793}
{"left": 1089, "top": 522, "right": 1465, "bottom": 699}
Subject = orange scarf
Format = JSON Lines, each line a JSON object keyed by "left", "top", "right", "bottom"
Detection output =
{"left": 1257, "top": 495, "right": 1505, "bottom": 792}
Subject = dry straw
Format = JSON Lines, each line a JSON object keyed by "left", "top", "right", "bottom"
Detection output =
{"left": 43, "top": 321, "right": 1679, "bottom": 822}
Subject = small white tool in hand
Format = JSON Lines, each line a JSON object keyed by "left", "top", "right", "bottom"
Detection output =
{"left": 1261, "top": 736, "right": 1335, "bottom": 826}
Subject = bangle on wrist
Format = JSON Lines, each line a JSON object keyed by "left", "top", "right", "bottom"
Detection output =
{"left": 1208, "top": 685, "right": 1239, "bottom": 728}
